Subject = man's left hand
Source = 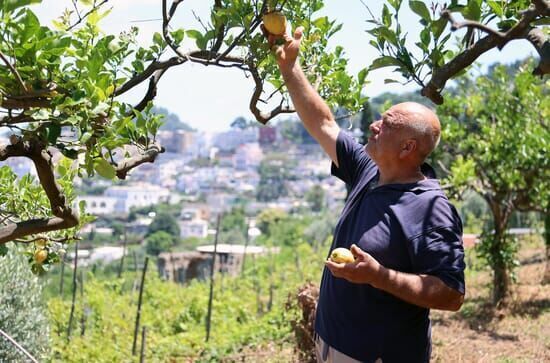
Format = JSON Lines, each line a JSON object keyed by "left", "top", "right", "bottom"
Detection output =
{"left": 325, "top": 244, "right": 385, "bottom": 286}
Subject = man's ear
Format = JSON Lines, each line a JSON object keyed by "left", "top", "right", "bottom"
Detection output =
{"left": 399, "top": 139, "right": 417, "bottom": 158}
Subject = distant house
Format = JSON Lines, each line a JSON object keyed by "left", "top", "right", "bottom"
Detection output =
{"left": 157, "top": 244, "right": 276, "bottom": 284}
{"left": 259, "top": 126, "right": 277, "bottom": 145}
{"left": 179, "top": 218, "right": 208, "bottom": 239}
{"left": 104, "top": 182, "right": 170, "bottom": 214}
{"left": 78, "top": 196, "right": 118, "bottom": 215}
{"left": 233, "top": 142, "right": 263, "bottom": 170}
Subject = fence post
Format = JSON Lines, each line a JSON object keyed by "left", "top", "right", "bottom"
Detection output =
{"left": 67, "top": 241, "right": 79, "bottom": 341}
{"left": 205, "top": 214, "right": 221, "bottom": 342}
{"left": 139, "top": 326, "right": 147, "bottom": 363}
{"left": 132, "top": 257, "right": 149, "bottom": 355}
{"left": 118, "top": 228, "right": 127, "bottom": 278}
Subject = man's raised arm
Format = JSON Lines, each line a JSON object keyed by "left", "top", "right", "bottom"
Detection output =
{"left": 270, "top": 27, "right": 340, "bottom": 167}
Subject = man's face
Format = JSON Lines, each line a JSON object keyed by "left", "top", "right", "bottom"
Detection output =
{"left": 365, "top": 115, "right": 405, "bottom": 166}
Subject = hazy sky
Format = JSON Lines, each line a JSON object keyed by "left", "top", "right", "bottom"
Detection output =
{"left": 32, "top": 0, "right": 535, "bottom": 131}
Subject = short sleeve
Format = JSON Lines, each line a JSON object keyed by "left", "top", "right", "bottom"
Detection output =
{"left": 407, "top": 226, "right": 466, "bottom": 294}
{"left": 331, "top": 130, "right": 374, "bottom": 187}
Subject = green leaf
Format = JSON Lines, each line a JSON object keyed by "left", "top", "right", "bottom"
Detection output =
{"left": 3, "top": 0, "right": 41, "bottom": 12}
{"left": 420, "top": 27, "right": 431, "bottom": 47}
{"left": 463, "top": 0, "right": 482, "bottom": 21}
{"left": 487, "top": 1, "right": 503, "bottom": 17}
{"left": 382, "top": 5, "right": 392, "bottom": 27}
{"left": 409, "top": 1, "right": 431, "bottom": 22}
{"left": 384, "top": 79, "right": 399, "bottom": 84}
{"left": 171, "top": 29, "right": 185, "bottom": 44}
{"left": 47, "top": 124, "right": 61, "bottom": 144}
{"left": 369, "top": 56, "right": 402, "bottom": 70}
{"left": 431, "top": 17, "right": 447, "bottom": 40}
{"left": 357, "top": 68, "right": 368, "bottom": 85}
{"left": 94, "top": 158, "right": 116, "bottom": 179}
{"left": 153, "top": 32, "right": 164, "bottom": 47}
{"left": 0, "top": 244, "right": 7, "bottom": 257}
{"left": 186, "top": 30, "right": 203, "bottom": 40}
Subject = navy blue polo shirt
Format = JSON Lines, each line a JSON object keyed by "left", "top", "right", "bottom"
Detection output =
{"left": 315, "top": 131, "right": 465, "bottom": 363}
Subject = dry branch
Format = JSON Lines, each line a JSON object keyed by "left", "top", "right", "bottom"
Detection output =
{"left": 115, "top": 143, "right": 165, "bottom": 179}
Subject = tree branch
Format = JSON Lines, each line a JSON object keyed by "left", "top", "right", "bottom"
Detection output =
{"left": 0, "top": 138, "right": 79, "bottom": 244}
{"left": 1, "top": 97, "right": 51, "bottom": 109}
{"left": 114, "top": 57, "right": 186, "bottom": 96}
{"left": 424, "top": 0, "right": 549, "bottom": 104}
{"left": 0, "top": 113, "right": 35, "bottom": 125}
{"left": 66, "top": 0, "right": 110, "bottom": 31}
{"left": 133, "top": 69, "right": 168, "bottom": 112}
{"left": 0, "top": 217, "right": 78, "bottom": 244}
{"left": 0, "top": 52, "right": 28, "bottom": 93}
{"left": 248, "top": 64, "right": 294, "bottom": 124}
{"left": 115, "top": 143, "right": 165, "bottom": 179}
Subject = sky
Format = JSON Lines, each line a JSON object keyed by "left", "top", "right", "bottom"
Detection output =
{"left": 32, "top": 0, "right": 536, "bottom": 131}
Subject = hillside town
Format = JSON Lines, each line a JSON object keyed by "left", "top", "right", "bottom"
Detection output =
{"left": 0, "top": 118, "right": 351, "bottom": 277}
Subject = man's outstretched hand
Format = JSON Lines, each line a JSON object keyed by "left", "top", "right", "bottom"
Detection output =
{"left": 263, "top": 25, "right": 304, "bottom": 73}
{"left": 325, "top": 244, "right": 385, "bottom": 286}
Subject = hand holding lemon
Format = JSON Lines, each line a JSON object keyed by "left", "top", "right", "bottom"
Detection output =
{"left": 262, "top": 11, "right": 287, "bottom": 36}
{"left": 329, "top": 247, "right": 355, "bottom": 264}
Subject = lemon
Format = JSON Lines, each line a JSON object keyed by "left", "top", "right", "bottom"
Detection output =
{"left": 263, "top": 11, "right": 287, "bottom": 36}
{"left": 35, "top": 237, "right": 48, "bottom": 248}
{"left": 329, "top": 247, "right": 354, "bottom": 263}
{"left": 34, "top": 249, "right": 48, "bottom": 264}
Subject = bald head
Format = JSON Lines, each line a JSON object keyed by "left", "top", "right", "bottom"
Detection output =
{"left": 383, "top": 102, "right": 441, "bottom": 161}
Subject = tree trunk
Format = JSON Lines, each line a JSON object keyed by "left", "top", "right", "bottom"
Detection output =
{"left": 486, "top": 198, "right": 513, "bottom": 305}
{"left": 543, "top": 212, "right": 550, "bottom": 285}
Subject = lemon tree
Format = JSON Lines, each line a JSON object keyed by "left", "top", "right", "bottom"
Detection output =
{"left": 367, "top": 0, "right": 548, "bottom": 104}
{"left": 0, "top": 0, "right": 367, "bottom": 266}
{"left": 438, "top": 62, "right": 549, "bottom": 304}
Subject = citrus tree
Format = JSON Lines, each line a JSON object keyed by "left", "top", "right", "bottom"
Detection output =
{"left": 438, "top": 62, "right": 549, "bottom": 304}
{"left": 366, "top": 0, "right": 549, "bottom": 104}
{"left": 0, "top": 0, "right": 367, "bottom": 267}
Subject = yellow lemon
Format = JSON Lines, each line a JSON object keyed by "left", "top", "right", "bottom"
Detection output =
{"left": 329, "top": 247, "right": 354, "bottom": 263}
{"left": 263, "top": 11, "right": 287, "bottom": 36}
{"left": 35, "top": 236, "right": 48, "bottom": 248}
{"left": 34, "top": 249, "right": 48, "bottom": 264}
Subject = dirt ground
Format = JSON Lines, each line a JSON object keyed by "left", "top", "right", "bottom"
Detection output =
{"left": 430, "top": 243, "right": 549, "bottom": 363}
{"left": 220, "top": 239, "right": 550, "bottom": 363}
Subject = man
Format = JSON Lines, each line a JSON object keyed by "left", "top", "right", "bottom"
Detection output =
{"left": 266, "top": 27, "right": 466, "bottom": 363}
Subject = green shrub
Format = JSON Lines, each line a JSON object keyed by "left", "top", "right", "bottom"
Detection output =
{"left": 0, "top": 245, "right": 51, "bottom": 361}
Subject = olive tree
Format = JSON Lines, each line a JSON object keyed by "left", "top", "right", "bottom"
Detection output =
{"left": 366, "top": 0, "right": 548, "bottom": 104}
{"left": 438, "top": 62, "right": 549, "bottom": 304}
{"left": 0, "top": 0, "right": 367, "bottom": 268}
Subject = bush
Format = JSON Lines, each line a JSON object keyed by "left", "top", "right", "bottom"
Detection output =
{"left": 0, "top": 245, "right": 51, "bottom": 361}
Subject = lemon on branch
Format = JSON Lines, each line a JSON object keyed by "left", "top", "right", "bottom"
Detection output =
{"left": 34, "top": 249, "right": 48, "bottom": 264}
{"left": 262, "top": 11, "right": 287, "bottom": 36}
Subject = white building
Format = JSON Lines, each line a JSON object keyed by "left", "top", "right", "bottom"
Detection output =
{"left": 104, "top": 182, "right": 171, "bottom": 214}
{"left": 213, "top": 128, "right": 258, "bottom": 152}
{"left": 78, "top": 196, "right": 118, "bottom": 215}
{"left": 179, "top": 218, "right": 208, "bottom": 239}
{"left": 233, "top": 142, "right": 263, "bottom": 170}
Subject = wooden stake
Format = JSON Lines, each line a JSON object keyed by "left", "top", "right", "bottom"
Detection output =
{"left": 132, "top": 257, "right": 149, "bottom": 355}
{"left": 139, "top": 326, "right": 147, "bottom": 363}
{"left": 66, "top": 241, "right": 79, "bottom": 341}
{"left": 205, "top": 214, "right": 221, "bottom": 342}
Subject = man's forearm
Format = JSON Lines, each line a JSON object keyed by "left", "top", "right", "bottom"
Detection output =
{"left": 280, "top": 63, "right": 339, "bottom": 163}
{"left": 280, "top": 63, "right": 335, "bottom": 133}
{"left": 373, "top": 266, "right": 464, "bottom": 311}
